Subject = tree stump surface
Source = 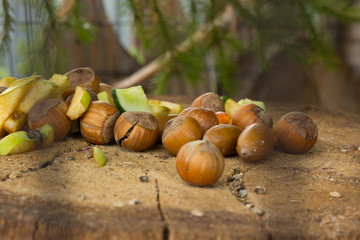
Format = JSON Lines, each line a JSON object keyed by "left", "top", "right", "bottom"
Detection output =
{"left": 0, "top": 97, "right": 359, "bottom": 240}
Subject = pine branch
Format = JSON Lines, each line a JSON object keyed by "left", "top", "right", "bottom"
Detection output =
{"left": 113, "top": 5, "right": 236, "bottom": 89}
{"left": 0, "top": 0, "right": 14, "bottom": 62}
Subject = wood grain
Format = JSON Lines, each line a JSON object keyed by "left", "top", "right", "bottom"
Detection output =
{"left": 0, "top": 101, "right": 359, "bottom": 239}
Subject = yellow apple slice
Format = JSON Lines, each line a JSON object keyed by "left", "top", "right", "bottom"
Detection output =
{"left": 4, "top": 79, "right": 57, "bottom": 133}
{"left": 0, "top": 77, "right": 17, "bottom": 87}
{"left": 49, "top": 74, "right": 70, "bottom": 98}
{"left": 0, "top": 76, "right": 37, "bottom": 137}
{"left": 0, "top": 130, "right": 40, "bottom": 155}
{"left": 38, "top": 123, "right": 55, "bottom": 147}
{"left": 224, "top": 98, "right": 241, "bottom": 119}
{"left": 149, "top": 104, "right": 170, "bottom": 118}
{"left": 66, "top": 86, "right": 92, "bottom": 120}
{"left": 148, "top": 99, "right": 183, "bottom": 114}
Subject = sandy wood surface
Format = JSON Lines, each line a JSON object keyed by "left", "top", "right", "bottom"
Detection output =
{"left": 0, "top": 97, "right": 359, "bottom": 239}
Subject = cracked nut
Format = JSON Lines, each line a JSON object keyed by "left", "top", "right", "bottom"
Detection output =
{"left": 274, "top": 111, "right": 317, "bottom": 153}
{"left": 80, "top": 101, "right": 120, "bottom": 144}
{"left": 114, "top": 112, "right": 159, "bottom": 151}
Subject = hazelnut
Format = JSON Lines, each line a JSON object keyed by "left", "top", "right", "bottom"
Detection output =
{"left": 114, "top": 112, "right": 159, "bottom": 151}
{"left": 191, "top": 92, "right": 224, "bottom": 112}
{"left": 232, "top": 103, "right": 273, "bottom": 130}
{"left": 274, "top": 112, "right": 318, "bottom": 153}
{"left": 236, "top": 123, "right": 275, "bottom": 162}
{"left": 203, "top": 124, "right": 242, "bottom": 156}
{"left": 80, "top": 101, "right": 120, "bottom": 144}
{"left": 162, "top": 116, "right": 202, "bottom": 156}
{"left": 28, "top": 98, "right": 71, "bottom": 141}
{"left": 156, "top": 114, "right": 177, "bottom": 143}
{"left": 63, "top": 67, "right": 100, "bottom": 98}
{"left": 176, "top": 140, "right": 225, "bottom": 186}
{"left": 179, "top": 107, "right": 219, "bottom": 134}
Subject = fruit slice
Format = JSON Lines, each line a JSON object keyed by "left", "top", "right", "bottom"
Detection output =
{"left": 93, "top": 147, "right": 107, "bottom": 167}
{"left": 63, "top": 67, "right": 100, "bottom": 98}
{"left": 66, "top": 86, "right": 92, "bottom": 120}
{"left": 224, "top": 98, "right": 241, "bottom": 119}
{"left": 49, "top": 74, "right": 70, "bottom": 98}
{"left": 38, "top": 123, "right": 55, "bottom": 147}
{"left": 0, "top": 76, "right": 37, "bottom": 137}
{"left": 4, "top": 79, "right": 57, "bottom": 133}
{"left": 149, "top": 104, "right": 170, "bottom": 118}
{"left": 238, "top": 98, "right": 266, "bottom": 111}
{"left": 148, "top": 99, "right": 183, "bottom": 114}
{"left": 0, "top": 77, "right": 17, "bottom": 87}
{"left": 0, "top": 130, "right": 41, "bottom": 155}
{"left": 112, "top": 86, "right": 151, "bottom": 113}
{"left": 97, "top": 91, "right": 115, "bottom": 106}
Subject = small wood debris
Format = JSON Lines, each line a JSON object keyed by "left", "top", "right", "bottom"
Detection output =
{"left": 329, "top": 191, "right": 343, "bottom": 198}
{"left": 254, "top": 186, "right": 266, "bottom": 194}
{"left": 190, "top": 209, "right": 204, "bottom": 217}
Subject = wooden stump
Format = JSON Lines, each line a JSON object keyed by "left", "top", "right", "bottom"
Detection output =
{"left": 0, "top": 100, "right": 359, "bottom": 239}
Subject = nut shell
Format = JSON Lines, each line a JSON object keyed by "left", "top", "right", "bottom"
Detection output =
{"left": 179, "top": 107, "right": 219, "bottom": 134}
{"left": 232, "top": 103, "right": 273, "bottom": 130}
{"left": 162, "top": 116, "right": 202, "bottom": 156}
{"left": 28, "top": 98, "right": 71, "bottom": 141}
{"left": 236, "top": 123, "right": 275, "bottom": 162}
{"left": 191, "top": 92, "right": 224, "bottom": 112}
{"left": 80, "top": 101, "right": 120, "bottom": 144}
{"left": 63, "top": 67, "right": 100, "bottom": 98}
{"left": 176, "top": 140, "right": 225, "bottom": 186}
{"left": 274, "top": 112, "right": 317, "bottom": 153}
{"left": 114, "top": 112, "right": 159, "bottom": 151}
{"left": 203, "top": 124, "right": 242, "bottom": 156}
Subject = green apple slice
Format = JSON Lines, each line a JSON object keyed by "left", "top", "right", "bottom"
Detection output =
{"left": 49, "top": 74, "right": 70, "bottom": 98}
{"left": 66, "top": 86, "right": 92, "bottom": 120}
{"left": 93, "top": 147, "right": 107, "bottom": 167}
{"left": 111, "top": 85, "right": 151, "bottom": 113}
{"left": 0, "top": 76, "right": 37, "bottom": 137}
{"left": 238, "top": 98, "right": 266, "bottom": 111}
{"left": 0, "top": 130, "right": 40, "bottom": 155}
{"left": 38, "top": 123, "right": 55, "bottom": 147}
{"left": 224, "top": 98, "right": 241, "bottom": 119}
{"left": 148, "top": 99, "right": 183, "bottom": 114}
{"left": 4, "top": 79, "right": 57, "bottom": 133}
{"left": 97, "top": 91, "right": 115, "bottom": 106}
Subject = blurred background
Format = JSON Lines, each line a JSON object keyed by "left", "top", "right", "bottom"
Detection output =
{"left": 1, "top": 0, "right": 360, "bottom": 114}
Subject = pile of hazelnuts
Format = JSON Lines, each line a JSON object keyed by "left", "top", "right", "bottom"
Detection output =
{"left": 81, "top": 92, "right": 318, "bottom": 187}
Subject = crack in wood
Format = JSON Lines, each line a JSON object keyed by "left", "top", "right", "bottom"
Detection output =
{"left": 155, "top": 178, "right": 169, "bottom": 240}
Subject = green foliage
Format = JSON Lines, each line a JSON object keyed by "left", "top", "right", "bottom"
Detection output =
{"left": 0, "top": 0, "right": 14, "bottom": 62}
{"left": 1, "top": 0, "right": 360, "bottom": 94}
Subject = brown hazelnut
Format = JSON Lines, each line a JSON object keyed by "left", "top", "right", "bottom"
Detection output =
{"left": 114, "top": 112, "right": 159, "bottom": 151}
{"left": 176, "top": 140, "right": 225, "bottom": 186}
{"left": 63, "top": 67, "right": 100, "bottom": 98}
{"left": 232, "top": 103, "right": 273, "bottom": 130}
{"left": 28, "top": 98, "right": 71, "bottom": 141}
{"left": 274, "top": 112, "right": 317, "bottom": 153}
{"left": 179, "top": 107, "right": 219, "bottom": 134}
{"left": 156, "top": 114, "right": 177, "bottom": 143}
{"left": 236, "top": 123, "right": 275, "bottom": 162}
{"left": 203, "top": 124, "right": 242, "bottom": 156}
{"left": 191, "top": 92, "right": 224, "bottom": 112}
{"left": 162, "top": 116, "right": 202, "bottom": 156}
{"left": 80, "top": 101, "right": 120, "bottom": 144}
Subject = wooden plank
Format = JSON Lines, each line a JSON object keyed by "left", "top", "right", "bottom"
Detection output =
{"left": 0, "top": 100, "right": 359, "bottom": 239}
